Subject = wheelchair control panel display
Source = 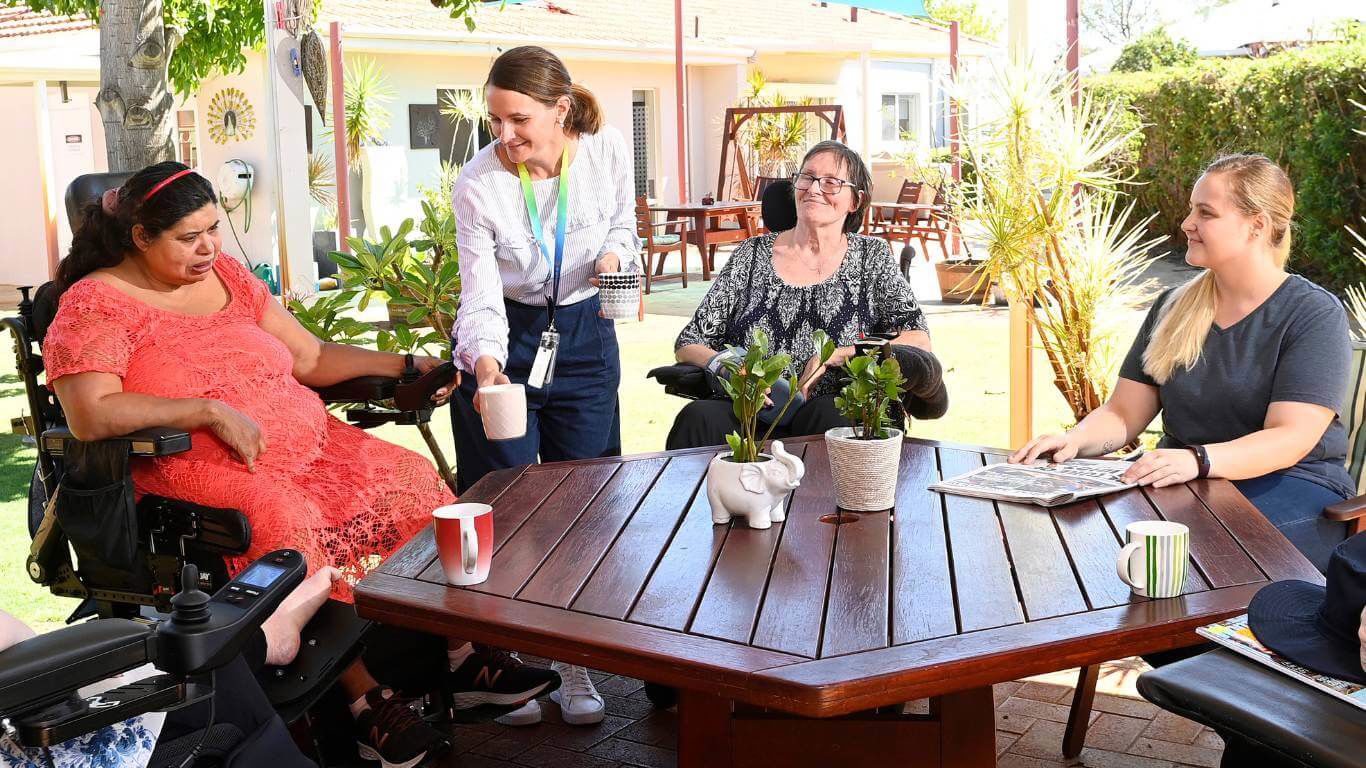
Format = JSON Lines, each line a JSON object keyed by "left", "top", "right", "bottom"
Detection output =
{"left": 157, "top": 549, "right": 305, "bottom": 677}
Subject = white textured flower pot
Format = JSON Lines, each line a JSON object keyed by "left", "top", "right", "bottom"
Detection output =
{"left": 825, "top": 426, "right": 903, "bottom": 512}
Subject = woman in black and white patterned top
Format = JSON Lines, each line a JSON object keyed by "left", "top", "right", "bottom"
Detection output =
{"left": 668, "top": 141, "right": 931, "bottom": 449}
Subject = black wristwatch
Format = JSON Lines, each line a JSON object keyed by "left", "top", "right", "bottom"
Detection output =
{"left": 402, "top": 353, "right": 418, "bottom": 382}
{"left": 1185, "top": 444, "right": 1211, "bottom": 479}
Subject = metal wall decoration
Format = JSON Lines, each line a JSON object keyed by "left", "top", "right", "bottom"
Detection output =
{"left": 300, "top": 29, "right": 328, "bottom": 123}
{"left": 409, "top": 104, "right": 440, "bottom": 149}
{"left": 206, "top": 88, "right": 257, "bottom": 144}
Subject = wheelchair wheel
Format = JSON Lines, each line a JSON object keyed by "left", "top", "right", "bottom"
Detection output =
{"left": 27, "top": 461, "right": 47, "bottom": 538}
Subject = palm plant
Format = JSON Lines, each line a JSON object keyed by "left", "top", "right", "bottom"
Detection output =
{"left": 341, "top": 57, "right": 394, "bottom": 166}
{"left": 1346, "top": 91, "right": 1366, "bottom": 340}
{"left": 440, "top": 89, "right": 488, "bottom": 163}
{"left": 951, "top": 60, "right": 1162, "bottom": 423}
{"left": 306, "top": 153, "right": 336, "bottom": 207}
{"left": 739, "top": 70, "right": 809, "bottom": 179}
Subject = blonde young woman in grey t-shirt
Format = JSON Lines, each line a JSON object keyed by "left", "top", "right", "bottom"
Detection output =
{"left": 1011, "top": 154, "right": 1352, "bottom": 572}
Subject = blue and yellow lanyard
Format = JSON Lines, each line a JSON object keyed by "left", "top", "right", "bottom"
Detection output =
{"left": 516, "top": 145, "right": 571, "bottom": 331}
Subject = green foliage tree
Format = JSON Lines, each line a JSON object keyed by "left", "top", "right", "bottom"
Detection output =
{"left": 1088, "top": 40, "right": 1366, "bottom": 292}
{"left": 924, "top": 0, "right": 1000, "bottom": 41}
{"left": 1111, "top": 28, "right": 1198, "bottom": 73}
{"left": 8, "top": 0, "right": 473, "bottom": 170}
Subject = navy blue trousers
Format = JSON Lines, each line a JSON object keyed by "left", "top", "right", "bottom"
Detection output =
{"left": 451, "top": 296, "right": 622, "bottom": 493}
{"left": 1232, "top": 472, "right": 1349, "bottom": 574}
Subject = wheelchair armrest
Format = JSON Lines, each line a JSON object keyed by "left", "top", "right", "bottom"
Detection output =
{"left": 394, "top": 361, "right": 457, "bottom": 412}
{"left": 0, "top": 619, "right": 155, "bottom": 718}
{"left": 41, "top": 426, "right": 191, "bottom": 458}
{"left": 311, "top": 376, "right": 396, "bottom": 404}
{"left": 887, "top": 344, "right": 949, "bottom": 420}
{"left": 1323, "top": 494, "right": 1366, "bottom": 522}
{"left": 647, "top": 363, "right": 713, "bottom": 401}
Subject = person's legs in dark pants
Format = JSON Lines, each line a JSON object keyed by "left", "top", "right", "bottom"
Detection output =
{"left": 666, "top": 399, "right": 741, "bottom": 450}
{"left": 538, "top": 304, "right": 622, "bottom": 462}
{"left": 783, "top": 394, "right": 848, "bottom": 439}
{"left": 1232, "top": 473, "right": 1348, "bottom": 574}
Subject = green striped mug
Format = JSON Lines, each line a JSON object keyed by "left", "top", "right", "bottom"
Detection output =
{"left": 1116, "top": 521, "right": 1190, "bottom": 598}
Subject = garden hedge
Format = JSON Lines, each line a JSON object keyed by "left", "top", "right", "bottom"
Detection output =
{"left": 1087, "top": 41, "right": 1366, "bottom": 292}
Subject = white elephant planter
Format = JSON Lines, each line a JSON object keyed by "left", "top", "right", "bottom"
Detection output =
{"left": 706, "top": 440, "right": 805, "bottom": 529}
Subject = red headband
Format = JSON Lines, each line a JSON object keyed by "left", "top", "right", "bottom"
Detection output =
{"left": 143, "top": 169, "right": 196, "bottom": 202}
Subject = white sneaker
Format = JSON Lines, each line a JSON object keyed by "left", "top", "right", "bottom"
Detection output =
{"left": 494, "top": 698, "right": 542, "bottom": 726}
{"left": 549, "top": 662, "right": 605, "bottom": 725}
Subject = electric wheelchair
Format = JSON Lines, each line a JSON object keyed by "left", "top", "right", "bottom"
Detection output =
{"left": 2, "top": 172, "right": 460, "bottom": 765}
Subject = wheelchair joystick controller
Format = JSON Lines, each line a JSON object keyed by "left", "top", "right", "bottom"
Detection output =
{"left": 170, "top": 564, "right": 211, "bottom": 625}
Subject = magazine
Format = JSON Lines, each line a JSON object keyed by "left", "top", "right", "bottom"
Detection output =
{"left": 928, "top": 459, "right": 1136, "bottom": 507}
{"left": 1197, "top": 614, "right": 1366, "bottom": 712}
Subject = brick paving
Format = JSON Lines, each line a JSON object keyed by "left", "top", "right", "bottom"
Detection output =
{"left": 432, "top": 658, "right": 1223, "bottom": 768}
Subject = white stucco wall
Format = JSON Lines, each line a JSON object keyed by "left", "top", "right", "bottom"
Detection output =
{"left": 0, "top": 83, "right": 105, "bottom": 288}
{"left": 344, "top": 48, "right": 688, "bottom": 230}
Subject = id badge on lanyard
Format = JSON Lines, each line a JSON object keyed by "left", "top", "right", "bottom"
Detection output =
{"left": 519, "top": 146, "right": 570, "bottom": 390}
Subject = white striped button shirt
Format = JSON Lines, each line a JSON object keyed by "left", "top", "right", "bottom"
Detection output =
{"left": 450, "top": 126, "right": 641, "bottom": 372}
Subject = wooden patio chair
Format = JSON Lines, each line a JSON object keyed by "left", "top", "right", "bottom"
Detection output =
{"left": 868, "top": 179, "right": 922, "bottom": 241}
{"left": 902, "top": 184, "right": 951, "bottom": 262}
{"left": 636, "top": 196, "right": 689, "bottom": 294}
{"left": 1062, "top": 338, "right": 1366, "bottom": 760}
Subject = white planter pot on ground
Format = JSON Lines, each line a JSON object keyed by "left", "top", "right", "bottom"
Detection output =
{"left": 825, "top": 427, "right": 904, "bottom": 512}
{"left": 705, "top": 440, "right": 804, "bottom": 529}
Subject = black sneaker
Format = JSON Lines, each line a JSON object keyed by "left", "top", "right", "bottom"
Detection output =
{"left": 355, "top": 688, "right": 451, "bottom": 768}
{"left": 444, "top": 647, "right": 561, "bottom": 711}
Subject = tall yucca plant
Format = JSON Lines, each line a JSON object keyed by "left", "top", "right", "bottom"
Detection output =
{"left": 342, "top": 57, "right": 394, "bottom": 166}
{"left": 952, "top": 60, "right": 1162, "bottom": 423}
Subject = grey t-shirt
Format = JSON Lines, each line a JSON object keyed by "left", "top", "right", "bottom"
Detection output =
{"left": 1118, "top": 275, "right": 1354, "bottom": 498}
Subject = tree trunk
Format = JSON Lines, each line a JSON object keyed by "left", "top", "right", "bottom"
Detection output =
{"left": 95, "top": 0, "right": 176, "bottom": 172}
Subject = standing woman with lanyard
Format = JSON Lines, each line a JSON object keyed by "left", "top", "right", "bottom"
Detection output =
{"left": 449, "top": 45, "right": 639, "bottom": 726}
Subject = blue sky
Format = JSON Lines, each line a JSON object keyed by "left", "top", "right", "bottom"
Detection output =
{"left": 845, "top": 0, "right": 929, "bottom": 16}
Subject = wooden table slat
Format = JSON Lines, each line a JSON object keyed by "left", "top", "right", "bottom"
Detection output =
{"left": 819, "top": 502, "right": 891, "bottom": 657}
{"left": 890, "top": 442, "right": 958, "bottom": 644}
{"left": 688, "top": 445, "right": 809, "bottom": 648}
{"left": 468, "top": 463, "right": 620, "bottom": 596}
{"left": 1188, "top": 479, "right": 1323, "bottom": 584}
{"left": 1140, "top": 483, "right": 1265, "bottom": 588}
{"left": 1095, "top": 489, "right": 1211, "bottom": 595}
{"left": 627, "top": 458, "right": 734, "bottom": 632}
{"left": 1050, "top": 498, "right": 1141, "bottom": 610}
{"left": 573, "top": 453, "right": 714, "bottom": 618}
{"left": 750, "top": 441, "right": 840, "bottom": 658}
{"left": 936, "top": 448, "right": 1025, "bottom": 633}
{"left": 983, "top": 455, "right": 1089, "bottom": 621}
{"left": 376, "top": 466, "right": 525, "bottom": 579}
{"left": 518, "top": 458, "right": 669, "bottom": 607}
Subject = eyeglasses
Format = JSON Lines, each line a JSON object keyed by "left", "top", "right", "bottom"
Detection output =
{"left": 792, "top": 172, "right": 858, "bottom": 196}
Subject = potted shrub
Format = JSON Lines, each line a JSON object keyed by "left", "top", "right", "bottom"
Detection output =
{"left": 706, "top": 329, "right": 834, "bottom": 529}
{"left": 825, "top": 352, "right": 908, "bottom": 512}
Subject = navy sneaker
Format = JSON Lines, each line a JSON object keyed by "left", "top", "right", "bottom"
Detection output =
{"left": 444, "top": 647, "right": 560, "bottom": 712}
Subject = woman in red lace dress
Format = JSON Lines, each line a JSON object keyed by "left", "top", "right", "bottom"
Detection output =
{"left": 44, "top": 162, "right": 558, "bottom": 768}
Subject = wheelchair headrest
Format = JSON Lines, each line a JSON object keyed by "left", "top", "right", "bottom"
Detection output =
{"left": 65, "top": 171, "right": 135, "bottom": 230}
{"left": 761, "top": 178, "right": 797, "bottom": 233}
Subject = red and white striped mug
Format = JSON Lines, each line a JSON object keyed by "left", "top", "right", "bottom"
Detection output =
{"left": 433, "top": 503, "right": 493, "bottom": 586}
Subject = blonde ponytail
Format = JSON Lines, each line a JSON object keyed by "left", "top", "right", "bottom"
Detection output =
{"left": 1142, "top": 273, "right": 1219, "bottom": 384}
{"left": 1141, "top": 153, "right": 1295, "bottom": 384}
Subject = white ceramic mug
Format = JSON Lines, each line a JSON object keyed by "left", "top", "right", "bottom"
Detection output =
{"left": 1117, "top": 520, "right": 1190, "bottom": 598}
{"left": 598, "top": 271, "right": 640, "bottom": 321}
{"left": 478, "top": 383, "right": 527, "bottom": 441}
{"left": 433, "top": 503, "right": 493, "bottom": 586}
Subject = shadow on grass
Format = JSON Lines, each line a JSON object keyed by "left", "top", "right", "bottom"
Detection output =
{"left": 0, "top": 432, "right": 35, "bottom": 504}
{"left": 0, "top": 374, "right": 18, "bottom": 385}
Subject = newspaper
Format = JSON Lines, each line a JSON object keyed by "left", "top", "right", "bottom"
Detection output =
{"left": 1197, "top": 614, "right": 1366, "bottom": 712}
{"left": 928, "top": 459, "right": 1135, "bottom": 507}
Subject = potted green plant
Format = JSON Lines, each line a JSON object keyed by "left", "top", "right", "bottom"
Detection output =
{"left": 825, "top": 351, "right": 908, "bottom": 512}
{"left": 706, "top": 329, "right": 834, "bottom": 529}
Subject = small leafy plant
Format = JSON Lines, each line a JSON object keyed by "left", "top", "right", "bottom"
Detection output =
{"left": 718, "top": 329, "right": 835, "bottom": 463}
{"left": 834, "top": 352, "right": 908, "bottom": 440}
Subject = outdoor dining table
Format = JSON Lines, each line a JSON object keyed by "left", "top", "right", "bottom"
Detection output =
{"left": 355, "top": 435, "right": 1320, "bottom": 768}
{"left": 648, "top": 200, "right": 761, "bottom": 280}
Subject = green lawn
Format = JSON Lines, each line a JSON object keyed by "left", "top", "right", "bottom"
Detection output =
{"left": 0, "top": 307, "right": 1143, "bottom": 631}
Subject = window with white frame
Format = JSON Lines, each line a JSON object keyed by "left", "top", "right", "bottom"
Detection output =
{"left": 880, "top": 93, "right": 921, "bottom": 143}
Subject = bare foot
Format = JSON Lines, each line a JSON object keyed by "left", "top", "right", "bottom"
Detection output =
{"left": 261, "top": 566, "right": 342, "bottom": 666}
